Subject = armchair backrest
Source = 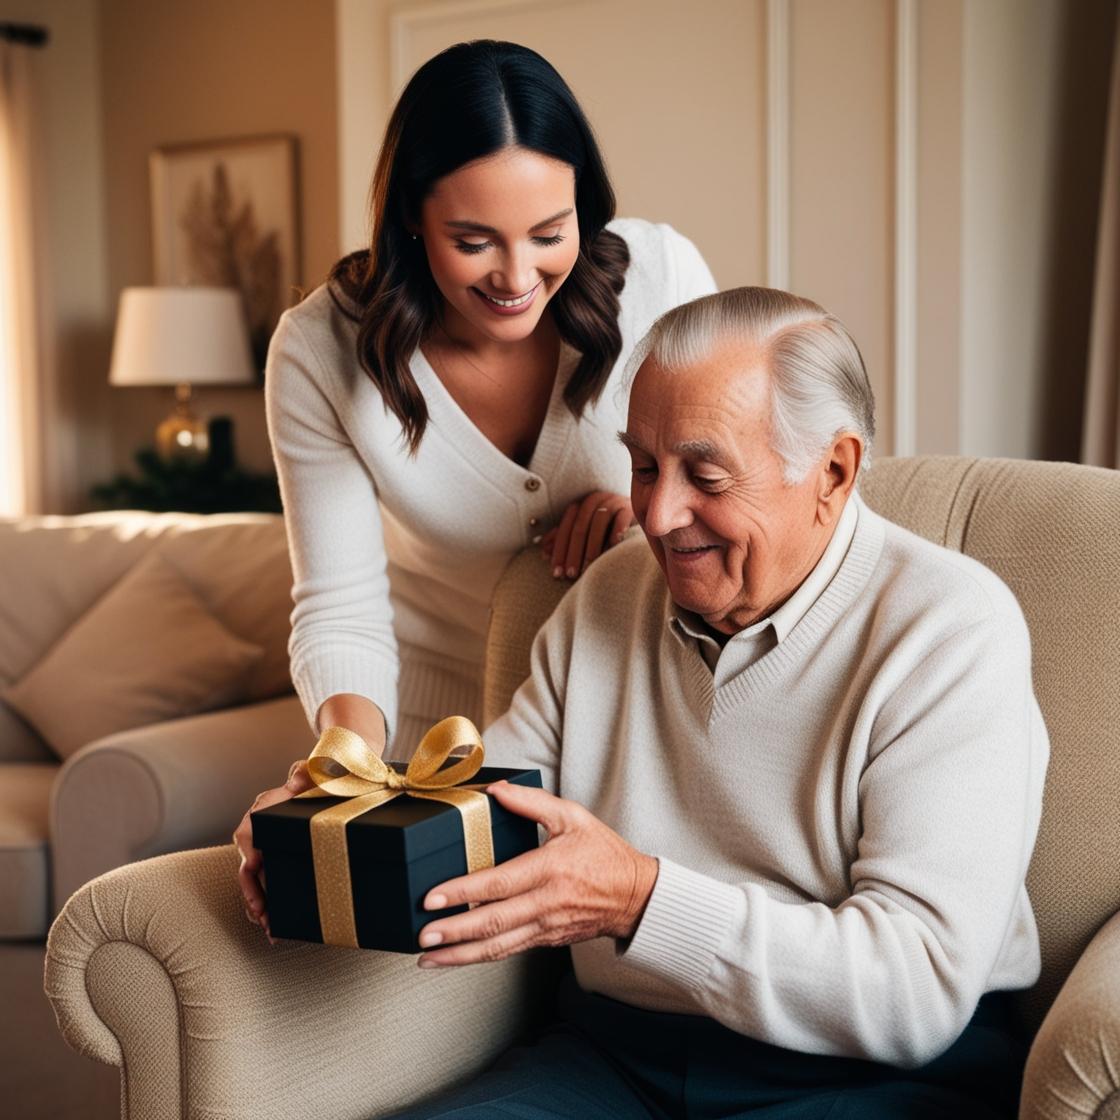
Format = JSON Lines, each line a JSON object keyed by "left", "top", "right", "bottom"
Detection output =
{"left": 485, "top": 456, "right": 1120, "bottom": 1028}
{"left": 860, "top": 456, "right": 1120, "bottom": 1026}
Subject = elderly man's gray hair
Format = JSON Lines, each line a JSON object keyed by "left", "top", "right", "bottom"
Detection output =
{"left": 627, "top": 287, "right": 876, "bottom": 484}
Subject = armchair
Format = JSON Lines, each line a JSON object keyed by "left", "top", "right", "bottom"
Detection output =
{"left": 43, "top": 458, "right": 1120, "bottom": 1119}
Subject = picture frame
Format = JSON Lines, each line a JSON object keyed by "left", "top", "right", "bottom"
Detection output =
{"left": 149, "top": 134, "right": 301, "bottom": 377}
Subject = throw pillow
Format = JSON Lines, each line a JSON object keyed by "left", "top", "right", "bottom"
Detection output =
{"left": 3, "top": 550, "right": 263, "bottom": 759}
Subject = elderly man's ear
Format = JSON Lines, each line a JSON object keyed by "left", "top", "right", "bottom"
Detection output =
{"left": 815, "top": 434, "right": 863, "bottom": 525}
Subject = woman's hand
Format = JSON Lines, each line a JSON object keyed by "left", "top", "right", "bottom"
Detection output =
{"left": 234, "top": 759, "right": 314, "bottom": 939}
{"left": 541, "top": 491, "right": 635, "bottom": 579}
{"left": 234, "top": 694, "right": 388, "bottom": 938}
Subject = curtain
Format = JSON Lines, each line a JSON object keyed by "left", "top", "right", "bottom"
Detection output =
{"left": 1083, "top": 14, "right": 1120, "bottom": 469}
{"left": 0, "top": 39, "right": 46, "bottom": 515}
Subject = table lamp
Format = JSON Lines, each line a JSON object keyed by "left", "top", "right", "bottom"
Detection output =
{"left": 109, "top": 287, "right": 256, "bottom": 461}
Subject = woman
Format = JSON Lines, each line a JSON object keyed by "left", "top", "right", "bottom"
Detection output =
{"left": 235, "top": 39, "right": 715, "bottom": 931}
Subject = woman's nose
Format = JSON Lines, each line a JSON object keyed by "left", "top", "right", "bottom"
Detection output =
{"left": 491, "top": 246, "right": 534, "bottom": 296}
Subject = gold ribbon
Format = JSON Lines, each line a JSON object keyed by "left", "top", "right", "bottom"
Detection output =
{"left": 297, "top": 716, "right": 494, "bottom": 948}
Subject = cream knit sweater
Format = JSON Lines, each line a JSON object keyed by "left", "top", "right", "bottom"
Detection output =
{"left": 265, "top": 219, "right": 716, "bottom": 750}
{"left": 484, "top": 500, "right": 1049, "bottom": 1068}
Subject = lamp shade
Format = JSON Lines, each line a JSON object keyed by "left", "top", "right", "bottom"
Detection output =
{"left": 109, "top": 287, "right": 256, "bottom": 387}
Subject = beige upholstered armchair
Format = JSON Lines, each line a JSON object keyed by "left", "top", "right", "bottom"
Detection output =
{"left": 44, "top": 458, "right": 1120, "bottom": 1119}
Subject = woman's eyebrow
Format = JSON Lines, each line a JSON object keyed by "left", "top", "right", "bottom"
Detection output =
{"left": 444, "top": 208, "right": 574, "bottom": 235}
{"left": 529, "top": 208, "right": 574, "bottom": 230}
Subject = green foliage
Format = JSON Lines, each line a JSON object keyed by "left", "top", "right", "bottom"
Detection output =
{"left": 91, "top": 448, "right": 282, "bottom": 514}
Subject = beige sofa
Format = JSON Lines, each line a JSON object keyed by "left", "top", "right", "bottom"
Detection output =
{"left": 42, "top": 458, "right": 1120, "bottom": 1119}
{"left": 0, "top": 511, "right": 311, "bottom": 1119}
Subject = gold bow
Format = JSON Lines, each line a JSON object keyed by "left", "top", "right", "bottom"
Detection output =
{"left": 297, "top": 716, "right": 494, "bottom": 948}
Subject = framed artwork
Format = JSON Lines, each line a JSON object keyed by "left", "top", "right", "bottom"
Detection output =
{"left": 150, "top": 134, "right": 301, "bottom": 377}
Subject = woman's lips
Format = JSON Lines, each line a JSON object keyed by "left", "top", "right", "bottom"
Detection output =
{"left": 471, "top": 281, "right": 542, "bottom": 316}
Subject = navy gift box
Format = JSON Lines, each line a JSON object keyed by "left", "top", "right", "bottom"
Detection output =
{"left": 252, "top": 764, "right": 541, "bottom": 954}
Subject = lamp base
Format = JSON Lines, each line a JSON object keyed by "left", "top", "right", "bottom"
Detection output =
{"left": 155, "top": 383, "right": 208, "bottom": 462}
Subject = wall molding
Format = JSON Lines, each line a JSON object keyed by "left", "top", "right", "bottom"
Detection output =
{"left": 390, "top": 0, "right": 568, "bottom": 92}
{"left": 765, "top": 0, "right": 790, "bottom": 290}
{"left": 893, "top": 0, "right": 918, "bottom": 456}
{"left": 336, "top": 0, "right": 380, "bottom": 252}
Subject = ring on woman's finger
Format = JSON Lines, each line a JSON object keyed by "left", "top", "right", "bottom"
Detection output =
{"left": 594, "top": 506, "right": 609, "bottom": 513}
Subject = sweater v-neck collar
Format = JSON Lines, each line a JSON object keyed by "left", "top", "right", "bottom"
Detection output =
{"left": 411, "top": 344, "right": 578, "bottom": 482}
{"left": 662, "top": 501, "right": 886, "bottom": 724}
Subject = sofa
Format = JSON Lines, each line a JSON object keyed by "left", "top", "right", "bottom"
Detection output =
{"left": 0, "top": 511, "right": 311, "bottom": 1119}
{"left": 41, "top": 457, "right": 1120, "bottom": 1119}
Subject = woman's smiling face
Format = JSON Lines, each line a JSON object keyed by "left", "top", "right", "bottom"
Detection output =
{"left": 417, "top": 146, "right": 581, "bottom": 346}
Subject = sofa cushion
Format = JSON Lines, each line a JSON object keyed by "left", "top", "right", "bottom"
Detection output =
{"left": 159, "top": 518, "right": 294, "bottom": 702}
{"left": 0, "top": 762, "right": 57, "bottom": 938}
{"left": 0, "top": 512, "right": 294, "bottom": 708}
{"left": 0, "top": 514, "right": 160, "bottom": 691}
{"left": 0, "top": 701, "right": 53, "bottom": 763}
{"left": 3, "top": 552, "right": 264, "bottom": 759}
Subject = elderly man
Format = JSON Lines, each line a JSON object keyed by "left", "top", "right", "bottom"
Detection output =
{"left": 397, "top": 287, "right": 1049, "bottom": 1118}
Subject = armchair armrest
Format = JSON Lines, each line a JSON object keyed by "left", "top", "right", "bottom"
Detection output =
{"left": 50, "top": 694, "right": 310, "bottom": 908}
{"left": 45, "top": 845, "right": 550, "bottom": 1120}
{"left": 1020, "top": 908, "right": 1120, "bottom": 1118}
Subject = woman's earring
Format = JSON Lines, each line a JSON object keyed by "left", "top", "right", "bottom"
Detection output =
{"left": 411, "top": 233, "right": 419, "bottom": 241}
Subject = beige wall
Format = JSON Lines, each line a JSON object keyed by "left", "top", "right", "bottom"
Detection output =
{"left": 978, "top": 0, "right": 1116, "bottom": 463}
{"left": 955, "top": 0, "right": 1117, "bottom": 461}
{"left": 916, "top": 0, "right": 963, "bottom": 456}
{"left": 99, "top": 0, "right": 339, "bottom": 475}
{"left": 338, "top": 0, "right": 1117, "bottom": 463}
{"left": 16, "top": 0, "right": 1117, "bottom": 506}
{"left": 341, "top": 0, "right": 898, "bottom": 451}
{"left": 368, "top": 0, "right": 768, "bottom": 287}
{"left": 789, "top": 0, "right": 894, "bottom": 454}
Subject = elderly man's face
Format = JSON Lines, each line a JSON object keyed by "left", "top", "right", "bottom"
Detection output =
{"left": 623, "top": 341, "right": 835, "bottom": 636}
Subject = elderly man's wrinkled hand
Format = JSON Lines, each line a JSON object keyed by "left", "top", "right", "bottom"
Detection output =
{"left": 414, "top": 781, "right": 659, "bottom": 967}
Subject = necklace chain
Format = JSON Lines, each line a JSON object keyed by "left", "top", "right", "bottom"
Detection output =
{"left": 430, "top": 323, "right": 502, "bottom": 386}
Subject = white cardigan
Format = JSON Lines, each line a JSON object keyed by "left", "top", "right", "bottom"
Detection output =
{"left": 265, "top": 218, "right": 716, "bottom": 752}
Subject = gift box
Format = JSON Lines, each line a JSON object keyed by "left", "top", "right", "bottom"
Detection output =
{"left": 251, "top": 719, "right": 541, "bottom": 954}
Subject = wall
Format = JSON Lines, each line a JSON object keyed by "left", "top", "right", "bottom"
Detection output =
{"left": 99, "top": 0, "right": 339, "bottom": 475}
{"left": 16, "top": 0, "right": 1117, "bottom": 500}
{"left": 338, "top": 0, "right": 1117, "bottom": 463}
{"left": 0, "top": 0, "right": 111, "bottom": 512}
{"left": 959, "top": 0, "right": 1117, "bottom": 461}
{"left": 369, "top": 0, "right": 769, "bottom": 284}
{"left": 340, "top": 0, "right": 897, "bottom": 446}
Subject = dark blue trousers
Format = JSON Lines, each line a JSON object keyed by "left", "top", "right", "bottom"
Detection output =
{"left": 385, "top": 972, "right": 1027, "bottom": 1119}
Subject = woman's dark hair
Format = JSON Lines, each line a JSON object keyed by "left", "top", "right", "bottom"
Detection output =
{"left": 329, "top": 39, "right": 630, "bottom": 452}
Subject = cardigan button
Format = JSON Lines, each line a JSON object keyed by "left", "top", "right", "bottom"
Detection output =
{"left": 528, "top": 517, "right": 539, "bottom": 527}
{"left": 524, "top": 477, "right": 541, "bottom": 492}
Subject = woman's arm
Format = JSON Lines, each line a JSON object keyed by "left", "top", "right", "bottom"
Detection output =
{"left": 266, "top": 305, "right": 402, "bottom": 737}
{"left": 316, "top": 692, "right": 388, "bottom": 753}
{"left": 235, "top": 302, "right": 402, "bottom": 934}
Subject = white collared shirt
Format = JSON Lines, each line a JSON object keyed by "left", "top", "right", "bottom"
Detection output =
{"left": 670, "top": 494, "right": 860, "bottom": 681}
